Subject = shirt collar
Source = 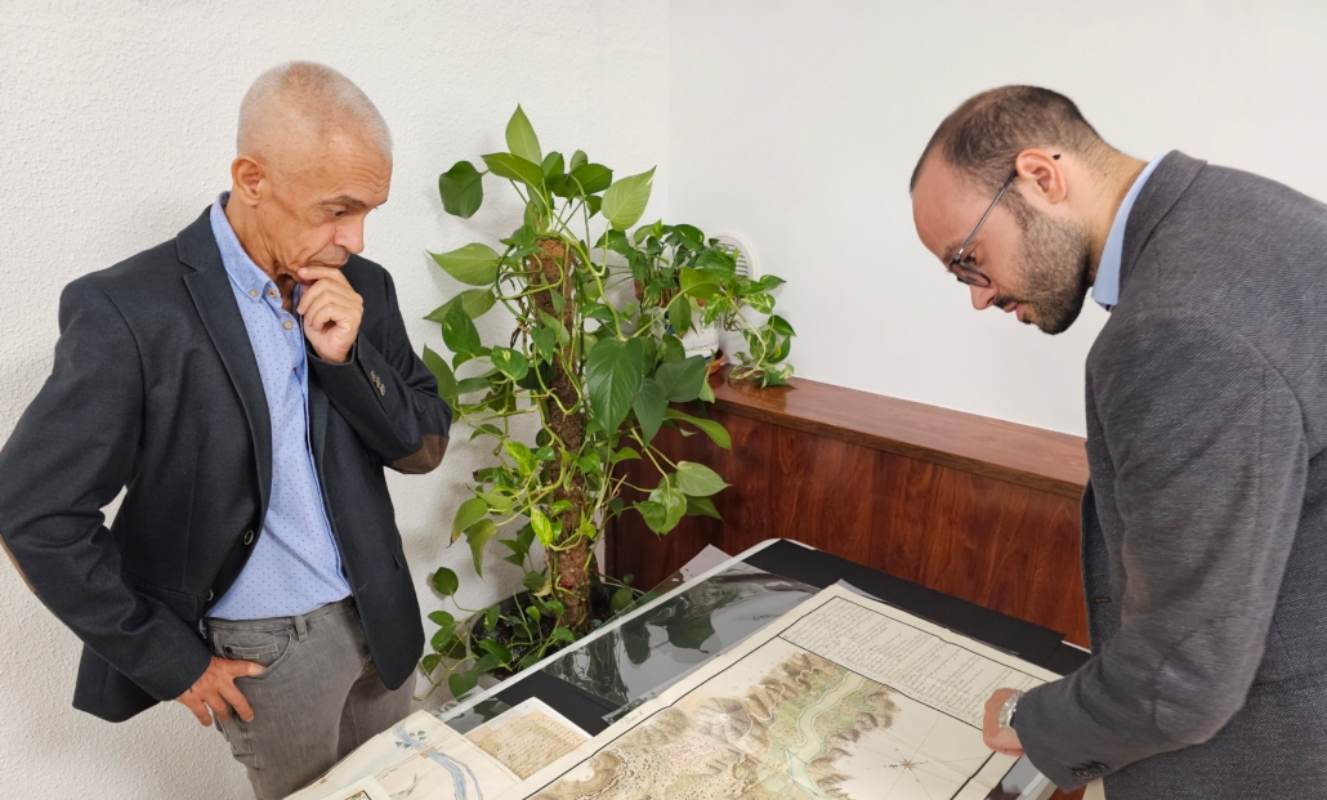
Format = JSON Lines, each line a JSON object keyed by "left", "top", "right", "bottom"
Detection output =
{"left": 209, "top": 192, "right": 277, "bottom": 303}
{"left": 1092, "top": 156, "right": 1163, "bottom": 311}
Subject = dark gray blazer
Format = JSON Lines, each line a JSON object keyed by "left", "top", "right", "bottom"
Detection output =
{"left": 0, "top": 208, "right": 451, "bottom": 722}
{"left": 1016, "top": 152, "right": 1327, "bottom": 797}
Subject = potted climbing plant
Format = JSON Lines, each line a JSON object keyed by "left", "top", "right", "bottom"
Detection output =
{"left": 419, "top": 105, "right": 794, "bottom": 699}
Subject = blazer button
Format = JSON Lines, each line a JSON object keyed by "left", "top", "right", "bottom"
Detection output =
{"left": 242, "top": 529, "right": 256, "bottom": 546}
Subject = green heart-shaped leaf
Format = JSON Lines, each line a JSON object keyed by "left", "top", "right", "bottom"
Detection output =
{"left": 490, "top": 347, "right": 529, "bottom": 381}
{"left": 466, "top": 519, "right": 498, "bottom": 577}
{"left": 685, "top": 495, "right": 723, "bottom": 520}
{"left": 603, "top": 167, "right": 655, "bottom": 230}
{"left": 425, "top": 289, "right": 497, "bottom": 323}
{"left": 674, "top": 461, "right": 729, "bottom": 497}
{"left": 421, "top": 345, "right": 457, "bottom": 406}
{"left": 632, "top": 377, "right": 666, "bottom": 443}
{"left": 440, "top": 303, "right": 483, "bottom": 361}
{"left": 438, "top": 160, "right": 484, "bottom": 219}
{"left": 665, "top": 408, "right": 731, "bottom": 449}
{"left": 482, "top": 152, "right": 545, "bottom": 189}
{"left": 451, "top": 496, "right": 488, "bottom": 543}
{"left": 541, "top": 151, "right": 564, "bottom": 178}
{"left": 505, "top": 105, "right": 542, "bottom": 165}
{"left": 668, "top": 296, "right": 693, "bottom": 336}
{"left": 530, "top": 508, "right": 556, "bottom": 547}
{"left": 654, "top": 355, "right": 708, "bottom": 402}
{"left": 571, "top": 163, "right": 613, "bottom": 194}
{"left": 431, "top": 567, "right": 459, "bottom": 596}
{"left": 448, "top": 669, "right": 478, "bottom": 700}
{"left": 646, "top": 477, "right": 687, "bottom": 533}
{"left": 586, "top": 337, "right": 646, "bottom": 432}
{"left": 633, "top": 500, "right": 667, "bottom": 534}
{"left": 431, "top": 243, "right": 499, "bottom": 286}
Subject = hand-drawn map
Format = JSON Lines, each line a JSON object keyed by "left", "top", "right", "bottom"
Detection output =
{"left": 285, "top": 709, "right": 523, "bottom": 800}
{"left": 509, "top": 586, "right": 1057, "bottom": 800}
{"left": 291, "top": 584, "right": 1059, "bottom": 800}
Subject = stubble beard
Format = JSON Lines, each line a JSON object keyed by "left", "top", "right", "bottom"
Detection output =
{"left": 997, "top": 197, "right": 1094, "bottom": 335}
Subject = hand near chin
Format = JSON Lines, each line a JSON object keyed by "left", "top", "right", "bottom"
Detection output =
{"left": 297, "top": 266, "right": 363, "bottom": 363}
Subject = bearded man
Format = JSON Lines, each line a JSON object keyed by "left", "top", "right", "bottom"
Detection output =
{"left": 911, "top": 85, "right": 1327, "bottom": 799}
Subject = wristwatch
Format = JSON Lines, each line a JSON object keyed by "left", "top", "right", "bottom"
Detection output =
{"left": 998, "top": 690, "right": 1024, "bottom": 730}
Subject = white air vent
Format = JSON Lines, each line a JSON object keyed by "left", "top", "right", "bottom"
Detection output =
{"left": 713, "top": 231, "right": 759, "bottom": 279}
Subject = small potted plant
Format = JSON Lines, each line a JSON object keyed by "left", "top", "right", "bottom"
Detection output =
{"left": 419, "top": 105, "right": 794, "bottom": 698}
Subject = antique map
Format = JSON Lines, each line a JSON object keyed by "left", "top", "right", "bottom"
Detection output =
{"left": 286, "top": 709, "right": 524, "bottom": 800}
{"left": 507, "top": 585, "right": 1058, "bottom": 800}
{"left": 291, "top": 584, "right": 1060, "bottom": 800}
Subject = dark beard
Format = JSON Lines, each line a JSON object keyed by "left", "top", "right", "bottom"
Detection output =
{"left": 996, "top": 197, "right": 1093, "bottom": 335}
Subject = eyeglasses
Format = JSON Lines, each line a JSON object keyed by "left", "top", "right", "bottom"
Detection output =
{"left": 946, "top": 155, "right": 1061, "bottom": 288}
{"left": 947, "top": 171, "right": 1017, "bottom": 289}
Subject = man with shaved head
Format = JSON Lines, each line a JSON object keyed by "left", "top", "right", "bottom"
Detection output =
{"left": 912, "top": 87, "right": 1327, "bottom": 798}
{"left": 0, "top": 62, "right": 451, "bottom": 797}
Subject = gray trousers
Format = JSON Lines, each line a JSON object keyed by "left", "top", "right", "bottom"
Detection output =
{"left": 204, "top": 598, "right": 413, "bottom": 800}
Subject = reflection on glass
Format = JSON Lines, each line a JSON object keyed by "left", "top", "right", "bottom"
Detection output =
{"left": 440, "top": 695, "right": 514, "bottom": 735}
{"left": 542, "top": 562, "right": 820, "bottom": 721}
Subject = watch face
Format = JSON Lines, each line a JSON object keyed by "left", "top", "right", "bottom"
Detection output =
{"left": 998, "top": 693, "right": 1021, "bottom": 728}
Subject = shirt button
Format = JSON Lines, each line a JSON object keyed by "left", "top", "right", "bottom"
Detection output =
{"left": 282, "top": 319, "right": 294, "bottom": 331}
{"left": 267, "top": 288, "right": 278, "bottom": 300}
{"left": 248, "top": 289, "right": 258, "bottom": 298}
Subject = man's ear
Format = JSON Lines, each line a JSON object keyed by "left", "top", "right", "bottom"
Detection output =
{"left": 1013, "top": 149, "right": 1068, "bottom": 204}
{"left": 230, "top": 156, "right": 267, "bottom": 205}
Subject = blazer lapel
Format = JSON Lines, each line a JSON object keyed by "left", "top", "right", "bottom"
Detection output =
{"left": 309, "top": 377, "right": 330, "bottom": 467}
{"left": 1118, "top": 151, "right": 1207, "bottom": 295}
{"left": 176, "top": 208, "right": 273, "bottom": 513}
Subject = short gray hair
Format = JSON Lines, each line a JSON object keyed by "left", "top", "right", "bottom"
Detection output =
{"left": 237, "top": 61, "right": 392, "bottom": 161}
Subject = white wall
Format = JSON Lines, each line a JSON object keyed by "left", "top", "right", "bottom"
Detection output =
{"left": 0, "top": 2, "right": 666, "bottom": 796}
{"left": 667, "top": 0, "right": 1327, "bottom": 435}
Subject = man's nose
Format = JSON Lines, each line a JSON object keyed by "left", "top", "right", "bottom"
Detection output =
{"left": 335, "top": 219, "right": 366, "bottom": 255}
{"left": 970, "top": 284, "right": 998, "bottom": 310}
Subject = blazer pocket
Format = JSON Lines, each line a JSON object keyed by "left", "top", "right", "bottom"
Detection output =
{"left": 128, "top": 579, "right": 204, "bottom": 622}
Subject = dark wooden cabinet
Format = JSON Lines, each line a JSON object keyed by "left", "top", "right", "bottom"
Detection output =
{"left": 607, "top": 369, "right": 1092, "bottom": 648}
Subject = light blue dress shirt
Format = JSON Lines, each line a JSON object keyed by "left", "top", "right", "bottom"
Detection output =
{"left": 1092, "top": 156, "right": 1164, "bottom": 311}
{"left": 207, "top": 193, "right": 352, "bottom": 620}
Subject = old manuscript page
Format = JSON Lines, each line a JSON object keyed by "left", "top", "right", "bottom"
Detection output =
{"left": 464, "top": 698, "right": 591, "bottom": 780}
